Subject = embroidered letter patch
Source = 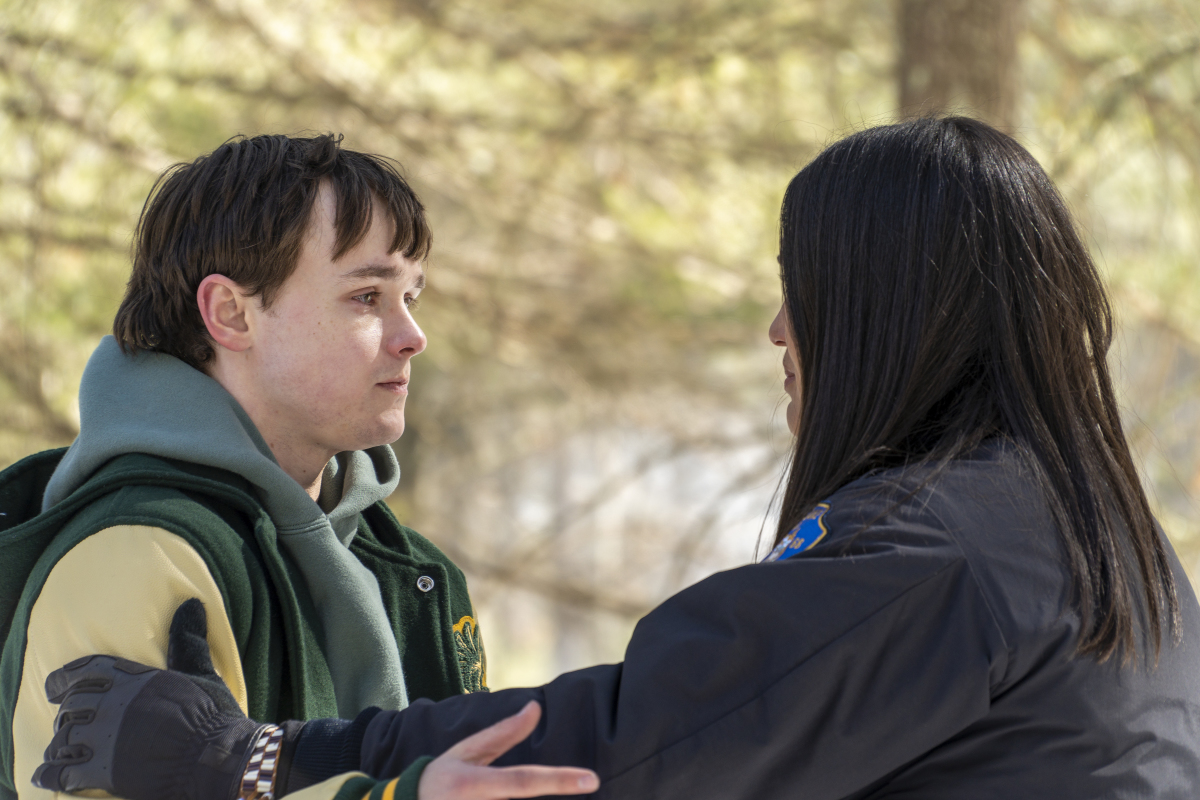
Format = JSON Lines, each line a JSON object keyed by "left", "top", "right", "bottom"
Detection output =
{"left": 763, "top": 503, "right": 831, "bottom": 562}
{"left": 453, "top": 615, "right": 488, "bottom": 692}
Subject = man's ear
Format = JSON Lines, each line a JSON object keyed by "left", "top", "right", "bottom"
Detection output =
{"left": 197, "top": 274, "right": 254, "bottom": 353}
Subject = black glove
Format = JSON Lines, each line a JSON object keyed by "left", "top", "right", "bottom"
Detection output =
{"left": 33, "top": 598, "right": 268, "bottom": 800}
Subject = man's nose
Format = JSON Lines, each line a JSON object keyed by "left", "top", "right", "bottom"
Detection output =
{"left": 390, "top": 312, "right": 427, "bottom": 358}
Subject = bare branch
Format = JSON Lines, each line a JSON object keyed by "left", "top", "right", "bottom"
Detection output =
{"left": 434, "top": 539, "right": 656, "bottom": 618}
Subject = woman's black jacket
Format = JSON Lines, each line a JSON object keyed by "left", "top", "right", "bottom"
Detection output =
{"left": 360, "top": 441, "right": 1200, "bottom": 799}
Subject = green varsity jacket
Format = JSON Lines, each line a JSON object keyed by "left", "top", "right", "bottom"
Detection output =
{"left": 0, "top": 448, "right": 486, "bottom": 800}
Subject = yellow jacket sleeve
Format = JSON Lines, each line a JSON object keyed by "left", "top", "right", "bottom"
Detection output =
{"left": 292, "top": 760, "right": 432, "bottom": 800}
{"left": 319, "top": 757, "right": 433, "bottom": 800}
{"left": 12, "top": 525, "right": 247, "bottom": 800}
{"left": 286, "top": 773, "right": 370, "bottom": 800}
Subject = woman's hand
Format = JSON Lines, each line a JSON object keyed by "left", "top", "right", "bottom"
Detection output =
{"left": 419, "top": 702, "right": 599, "bottom": 800}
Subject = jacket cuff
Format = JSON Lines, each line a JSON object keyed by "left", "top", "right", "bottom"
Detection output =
{"left": 329, "top": 775, "right": 378, "bottom": 800}
{"left": 391, "top": 757, "right": 434, "bottom": 800}
{"left": 330, "top": 758, "right": 433, "bottom": 800}
{"left": 282, "top": 708, "right": 384, "bottom": 794}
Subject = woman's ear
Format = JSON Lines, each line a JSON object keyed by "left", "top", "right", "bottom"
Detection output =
{"left": 196, "top": 274, "right": 253, "bottom": 353}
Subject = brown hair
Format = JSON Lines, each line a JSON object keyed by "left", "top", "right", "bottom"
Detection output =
{"left": 113, "top": 133, "right": 432, "bottom": 368}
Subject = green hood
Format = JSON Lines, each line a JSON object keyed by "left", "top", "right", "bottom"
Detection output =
{"left": 42, "top": 336, "right": 409, "bottom": 716}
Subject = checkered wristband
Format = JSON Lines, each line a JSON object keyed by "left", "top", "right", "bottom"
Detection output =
{"left": 238, "top": 724, "right": 284, "bottom": 800}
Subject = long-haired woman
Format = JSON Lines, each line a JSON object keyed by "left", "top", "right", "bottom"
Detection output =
{"left": 37, "top": 117, "right": 1200, "bottom": 800}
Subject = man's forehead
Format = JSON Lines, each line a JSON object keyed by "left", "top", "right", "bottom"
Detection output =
{"left": 306, "top": 182, "right": 410, "bottom": 262}
{"left": 337, "top": 262, "right": 426, "bottom": 288}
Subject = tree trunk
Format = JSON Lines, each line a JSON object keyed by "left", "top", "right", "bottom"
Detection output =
{"left": 897, "top": 0, "right": 1025, "bottom": 129}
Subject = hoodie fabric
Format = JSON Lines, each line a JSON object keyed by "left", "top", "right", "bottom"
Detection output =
{"left": 42, "top": 336, "right": 409, "bottom": 717}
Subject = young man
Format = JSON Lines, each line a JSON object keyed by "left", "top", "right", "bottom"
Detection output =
{"left": 0, "top": 134, "right": 594, "bottom": 800}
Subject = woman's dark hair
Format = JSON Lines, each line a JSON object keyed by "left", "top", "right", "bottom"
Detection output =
{"left": 113, "top": 133, "right": 432, "bottom": 369}
{"left": 776, "top": 116, "right": 1178, "bottom": 662}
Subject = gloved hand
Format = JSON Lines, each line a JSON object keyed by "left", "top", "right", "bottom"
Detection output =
{"left": 33, "top": 598, "right": 269, "bottom": 800}
{"left": 33, "top": 598, "right": 600, "bottom": 800}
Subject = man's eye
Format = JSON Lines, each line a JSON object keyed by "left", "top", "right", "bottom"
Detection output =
{"left": 405, "top": 296, "right": 420, "bottom": 310}
{"left": 354, "top": 292, "right": 378, "bottom": 305}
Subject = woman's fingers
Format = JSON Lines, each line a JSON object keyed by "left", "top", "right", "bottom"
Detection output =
{"left": 453, "top": 762, "right": 600, "bottom": 800}
{"left": 432, "top": 764, "right": 599, "bottom": 799}
{"left": 419, "top": 702, "right": 600, "bottom": 800}
{"left": 444, "top": 701, "right": 542, "bottom": 766}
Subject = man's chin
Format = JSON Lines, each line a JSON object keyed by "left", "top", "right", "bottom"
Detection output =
{"left": 364, "top": 415, "right": 407, "bottom": 448}
{"left": 327, "top": 407, "right": 407, "bottom": 453}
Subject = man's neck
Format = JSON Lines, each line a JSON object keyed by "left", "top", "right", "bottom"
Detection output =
{"left": 261, "top": 435, "right": 326, "bottom": 501}
{"left": 208, "top": 360, "right": 329, "bottom": 501}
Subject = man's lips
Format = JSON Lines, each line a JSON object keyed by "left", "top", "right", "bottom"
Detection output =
{"left": 376, "top": 378, "right": 409, "bottom": 394}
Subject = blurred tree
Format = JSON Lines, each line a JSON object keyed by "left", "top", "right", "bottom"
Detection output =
{"left": 897, "top": 0, "right": 1026, "bottom": 127}
{"left": 0, "top": 0, "right": 1198, "bottom": 685}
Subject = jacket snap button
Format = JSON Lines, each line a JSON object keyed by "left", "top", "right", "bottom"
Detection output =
{"left": 416, "top": 576, "right": 435, "bottom": 593}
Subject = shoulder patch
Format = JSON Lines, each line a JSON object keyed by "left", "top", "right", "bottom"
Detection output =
{"left": 763, "top": 503, "right": 831, "bottom": 563}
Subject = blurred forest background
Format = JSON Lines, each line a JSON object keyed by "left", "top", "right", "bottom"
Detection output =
{"left": 2, "top": 0, "right": 1199, "bottom": 688}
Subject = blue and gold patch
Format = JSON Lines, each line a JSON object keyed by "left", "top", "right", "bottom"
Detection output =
{"left": 763, "top": 503, "right": 831, "bottom": 563}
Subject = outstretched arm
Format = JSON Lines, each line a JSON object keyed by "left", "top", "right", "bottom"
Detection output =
{"left": 34, "top": 600, "right": 597, "bottom": 800}
{"left": 41, "top": 510, "right": 1009, "bottom": 800}
{"left": 356, "top": 519, "right": 1008, "bottom": 799}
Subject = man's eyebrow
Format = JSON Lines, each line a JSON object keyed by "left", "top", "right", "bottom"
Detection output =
{"left": 338, "top": 264, "right": 426, "bottom": 289}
